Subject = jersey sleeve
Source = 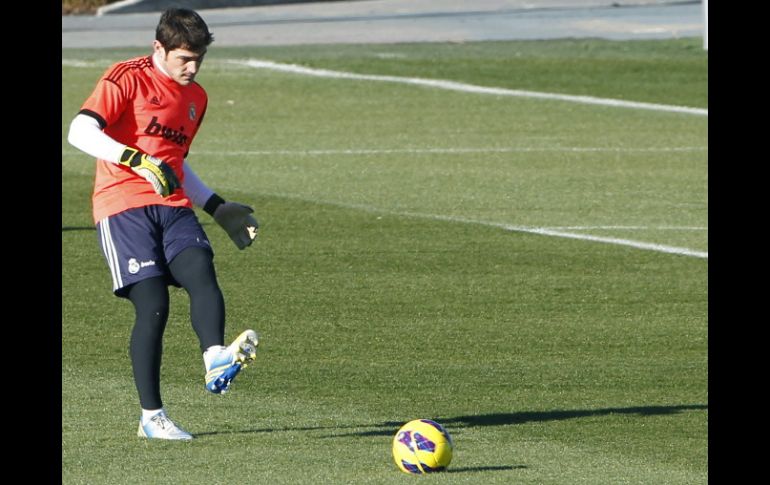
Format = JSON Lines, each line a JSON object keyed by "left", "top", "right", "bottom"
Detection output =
{"left": 79, "top": 63, "right": 136, "bottom": 129}
{"left": 67, "top": 113, "right": 126, "bottom": 163}
{"left": 182, "top": 160, "right": 215, "bottom": 208}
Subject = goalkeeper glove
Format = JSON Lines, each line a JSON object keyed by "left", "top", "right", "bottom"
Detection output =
{"left": 205, "top": 194, "right": 259, "bottom": 250}
{"left": 119, "top": 147, "right": 180, "bottom": 197}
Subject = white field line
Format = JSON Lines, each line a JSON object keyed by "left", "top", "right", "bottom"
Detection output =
{"left": 547, "top": 226, "right": 707, "bottom": 231}
{"left": 510, "top": 226, "right": 708, "bottom": 259}
{"left": 229, "top": 59, "right": 709, "bottom": 117}
{"left": 61, "top": 59, "right": 99, "bottom": 68}
{"left": 415, "top": 214, "right": 708, "bottom": 259}
{"left": 261, "top": 192, "right": 708, "bottom": 259}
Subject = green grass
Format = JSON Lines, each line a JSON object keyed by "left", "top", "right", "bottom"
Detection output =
{"left": 62, "top": 39, "right": 707, "bottom": 484}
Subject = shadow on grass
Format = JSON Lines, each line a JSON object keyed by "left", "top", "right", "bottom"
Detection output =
{"left": 62, "top": 226, "right": 95, "bottom": 231}
{"left": 328, "top": 403, "right": 708, "bottom": 438}
{"left": 447, "top": 465, "right": 528, "bottom": 473}
{"left": 195, "top": 403, "right": 707, "bottom": 439}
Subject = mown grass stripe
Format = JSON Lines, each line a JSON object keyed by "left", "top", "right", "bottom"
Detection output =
{"left": 231, "top": 58, "right": 708, "bottom": 116}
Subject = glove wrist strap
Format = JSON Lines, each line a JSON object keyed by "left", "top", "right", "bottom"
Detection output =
{"left": 120, "top": 147, "right": 141, "bottom": 167}
{"left": 204, "top": 193, "right": 226, "bottom": 216}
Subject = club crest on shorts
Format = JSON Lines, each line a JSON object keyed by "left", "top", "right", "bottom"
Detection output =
{"left": 188, "top": 102, "right": 197, "bottom": 121}
{"left": 127, "top": 257, "right": 156, "bottom": 274}
{"left": 128, "top": 258, "right": 141, "bottom": 274}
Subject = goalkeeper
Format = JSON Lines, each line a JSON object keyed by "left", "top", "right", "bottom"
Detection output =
{"left": 67, "top": 8, "right": 259, "bottom": 441}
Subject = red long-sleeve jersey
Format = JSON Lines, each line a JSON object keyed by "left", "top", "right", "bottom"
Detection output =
{"left": 79, "top": 55, "right": 208, "bottom": 223}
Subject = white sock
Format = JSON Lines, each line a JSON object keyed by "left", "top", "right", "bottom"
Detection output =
{"left": 203, "top": 345, "right": 227, "bottom": 370}
{"left": 141, "top": 408, "right": 165, "bottom": 424}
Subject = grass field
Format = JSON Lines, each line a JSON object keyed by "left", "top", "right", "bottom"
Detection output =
{"left": 61, "top": 38, "right": 707, "bottom": 484}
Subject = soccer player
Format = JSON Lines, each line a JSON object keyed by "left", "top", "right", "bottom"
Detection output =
{"left": 67, "top": 8, "right": 260, "bottom": 441}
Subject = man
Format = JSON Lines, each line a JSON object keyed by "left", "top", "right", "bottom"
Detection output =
{"left": 67, "top": 8, "right": 259, "bottom": 441}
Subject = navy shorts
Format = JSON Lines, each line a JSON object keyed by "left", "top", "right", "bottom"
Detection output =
{"left": 96, "top": 205, "right": 213, "bottom": 297}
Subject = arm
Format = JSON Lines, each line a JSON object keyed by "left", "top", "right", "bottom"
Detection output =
{"left": 67, "top": 113, "right": 125, "bottom": 163}
{"left": 184, "top": 161, "right": 259, "bottom": 250}
{"left": 182, "top": 160, "right": 215, "bottom": 208}
{"left": 67, "top": 113, "right": 179, "bottom": 197}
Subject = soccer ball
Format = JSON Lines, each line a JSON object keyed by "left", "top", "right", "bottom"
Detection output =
{"left": 392, "top": 419, "right": 454, "bottom": 474}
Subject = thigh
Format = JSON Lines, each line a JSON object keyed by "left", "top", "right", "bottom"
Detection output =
{"left": 156, "top": 206, "right": 214, "bottom": 265}
{"left": 126, "top": 275, "right": 170, "bottom": 316}
{"left": 167, "top": 246, "right": 218, "bottom": 290}
{"left": 96, "top": 207, "right": 169, "bottom": 297}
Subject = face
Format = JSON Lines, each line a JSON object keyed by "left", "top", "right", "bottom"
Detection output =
{"left": 153, "top": 41, "right": 206, "bottom": 86}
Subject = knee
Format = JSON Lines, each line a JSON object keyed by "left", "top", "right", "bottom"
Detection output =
{"left": 169, "top": 247, "right": 220, "bottom": 295}
{"left": 133, "top": 297, "right": 169, "bottom": 333}
{"left": 128, "top": 278, "right": 170, "bottom": 326}
{"left": 139, "top": 299, "right": 170, "bottom": 321}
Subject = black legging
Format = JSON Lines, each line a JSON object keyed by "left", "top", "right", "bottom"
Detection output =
{"left": 126, "top": 247, "right": 225, "bottom": 409}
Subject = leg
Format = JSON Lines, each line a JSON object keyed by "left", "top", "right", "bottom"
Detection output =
{"left": 96, "top": 208, "right": 193, "bottom": 439}
{"left": 161, "top": 208, "right": 258, "bottom": 394}
{"left": 126, "top": 276, "right": 169, "bottom": 410}
{"left": 167, "top": 246, "right": 225, "bottom": 351}
{"left": 168, "top": 246, "right": 259, "bottom": 394}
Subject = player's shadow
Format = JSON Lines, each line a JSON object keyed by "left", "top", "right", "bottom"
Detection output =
{"left": 447, "top": 465, "right": 528, "bottom": 473}
{"left": 61, "top": 226, "right": 96, "bottom": 231}
{"left": 195, "top": 403, "right": 706, "bottom": 439}
{"left": 322, "top": 403, "right": 708, "bottom": 438}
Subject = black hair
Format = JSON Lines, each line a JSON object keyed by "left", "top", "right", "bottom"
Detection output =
{"left": 155, "top": 8, "right": 214, "bottom": 53}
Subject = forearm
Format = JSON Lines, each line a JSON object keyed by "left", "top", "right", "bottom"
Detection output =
{"left": 183, "top": 163, "right": 258, "bottom": 249}
{"left": 183, "top": 164, "right": 256, "bottom": 249}
{"left": 182, "top": 161, "right": 217, "bottom": 209}
{"left": 67, "top": 113, "right": 126, "bottom": 163}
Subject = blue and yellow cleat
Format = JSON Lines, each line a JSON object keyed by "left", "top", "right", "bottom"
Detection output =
{"left": 205, "top": 329, "right": 259, "bottom": 394}
{"left": 137, "top": 413, "right": 193, "bottom": 440}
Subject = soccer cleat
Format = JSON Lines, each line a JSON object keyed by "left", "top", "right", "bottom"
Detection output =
{"left": 205, "top": 329, "right": 259, "bottom": 394}
{"left": 137, "top": 413, "right": 193, "bottom": 440}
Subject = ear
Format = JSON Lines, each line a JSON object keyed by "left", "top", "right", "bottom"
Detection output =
{"left": 152, "top": 40, "right": 166, "bottom": 57}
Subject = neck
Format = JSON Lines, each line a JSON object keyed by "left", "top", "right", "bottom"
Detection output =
{"left": 152, "top": 51, "right": 172, "bottom": 79}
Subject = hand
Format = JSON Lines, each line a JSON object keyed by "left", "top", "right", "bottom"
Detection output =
{"left": 119, "top": 147, "right": 180, "bottom": 197}
{"left": 213, "top": 202, "right": 259, "bottom": 250}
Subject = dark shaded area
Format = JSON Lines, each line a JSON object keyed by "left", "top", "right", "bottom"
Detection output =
{"left": 62, "top": 226, "right": 96, "bottom": 232}
{"left": 329, "top": 403, "right": 709, "bottom": 438}
{"left": 195, "top": 403, "right": 707, "bottom": 438}
{"left": 447, "top": 465, "right": 528, "bottom": 473}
